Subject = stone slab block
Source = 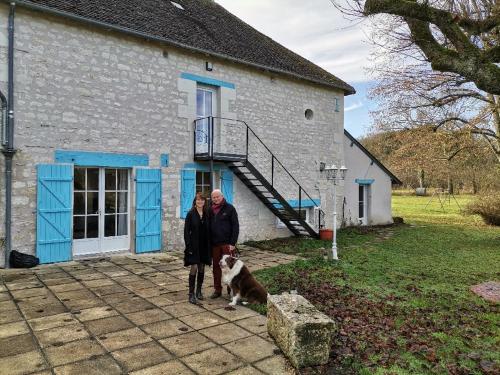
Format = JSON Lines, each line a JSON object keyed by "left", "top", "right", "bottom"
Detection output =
{"left": 267, "top": 293, "right": 336, "bottom": 368}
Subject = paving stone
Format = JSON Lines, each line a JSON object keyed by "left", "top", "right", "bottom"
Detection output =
{"left": 16, "top": 294, "right": 61, "bottom": 310}
{"left": 92, "top": 284, "right": 128, "bottom": 297}
{"left": 113, "top": 275, "right": 144, "bottom": 284}
{"left": 75, "top": 306, "right": 118, "bottom": 322}
{"left": 97, "top": 327, "right": 152, "bottom": 351}
{"left": 211, "top": 306, "right": 259, "bottom": 321}
{"left": 44, "top": 338, "right": 106, "bottom": 367}
{"left": 0, "top": 308, "right": 23, "bottom": 324}
{"left": 35, "top": 323, "right": 89, "bottom": 347}
{"left": 129, "top": 359, "right": 195, "bottom": 375}
{"left": 200, "top": 322, "right": 253, "bottom": 345}
{"left": 48, "top": 282, "right": 85, "bottom": 293}
{"left": 21, "top": 303, "right": 69, "bottom": 320}
{"left": 254, "top": 355, "right": 296, "bottom": 375}
{"left": 225, "top": 366, "right": 266, "bottom": 375}
{"left": 125, "top": 308, "right": 171, "bottom": 325}
{"left": 43, "top": 278, "right": 76, "bottom": 287}
{"left": 113, "top": 299, "right": 155, "bottom": 314}
{"left": 6, "top": 281, "right": 44, "bottom": 291}
{"left": 179, "top": 311, "right": 228, "bottom": 330}
{"left": 0, "top": 350, "right": 47, "bottom": 375}
{"left": 133, "top": 287, "right": 164, "bottom": 298}
{"left": 73, "top": 273, "right": 107, "bottom": 282}
{"left": 28, "top": 313, "right": 78, "bottom": 331}
{"left": 64, "top": 298, "right": 106, "bottom": 311}
{"left": 56, "top": 290, "right": 96, "bottom": 301}
{"left": 10, "top": 287, "right": 49, "bottom": 299}
{"left": 258, "top": 331, "right": 274, "bottom": 343}
{"left": 162, "top": 301, "right": 205, "bottom": 317}
{"left": 111, "top": 341, "right": 172, "bottom": 372}
{"left": 164, "top": 283, "right": 186, "bottom": 292}
{"left": 159, "top": 331, "right": 217, "bottom": 357}
{"left": 146, "top": 294, "right": 175, "bottom": 307}
{"left": 223, "top": 335, "right": 279, "bottom": 363}
{"left": 53, "top": 355, "right": 122, "bottom": 375}
{"left": 0, "top": 333, "right": 38, "bottom": 358}
{"left": 0, "top": 300, "right": 17, "bottom": 311}
{"left": 0, "top": 292, "right": 11, "bottom": 302}
{"left": 0, "top": 284, "right": 6, "bottom": 293}
{"left": 235, "top": 315, "right": 268, "bottom": 334}
{"left": 183, "top": 347, "right": 244, "bottom": 375}
{"left": 84, "top": 315, "right": 134, "bottom": 336}
{"left": 201, "top": 297, "right": 235, "bottom": 311}
{"left": 122, "top": 281, "right": 158, "bottom": 291}
{"left": 0, "top": 321, "right": 30, "bottom": 339}
{"left": 161, "top": 291, "right": 188, "bottom": 303}
{"left": 141, "top": 319, "right": 193, "bottom": 339}
{"left": 101, "top": 292, "right": 135, "bottom": 304}
{"left": 82, "top": 279, "right": 116, "bottom": 288}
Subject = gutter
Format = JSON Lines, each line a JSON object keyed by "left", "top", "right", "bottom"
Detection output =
{"left": 3, "top": 0, "right": 356, "bottom": 95}
{"left": 2, "top": 2, "right": 16, "bottom": 268}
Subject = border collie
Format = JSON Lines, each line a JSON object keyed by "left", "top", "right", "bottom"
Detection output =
{"left": 220, "top": 254, "right": 268, "bottom": 306}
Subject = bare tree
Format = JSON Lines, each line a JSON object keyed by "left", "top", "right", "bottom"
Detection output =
{"left": 332, "top": 0, "right": 500, "bottom": 162}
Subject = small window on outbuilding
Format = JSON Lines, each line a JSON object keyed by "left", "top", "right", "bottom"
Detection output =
{"left": 305, "top": 109, "right": 314, "bottom": 120}
{"left": 334, "top": 98, "right": 340, "bottom": 112}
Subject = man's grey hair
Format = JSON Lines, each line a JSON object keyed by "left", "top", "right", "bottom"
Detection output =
{"left": 211, "top": 189, "right": 223, "bottom": 196}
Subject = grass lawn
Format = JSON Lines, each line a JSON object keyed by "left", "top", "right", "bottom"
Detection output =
{"left": 246, "top": 195, "right": 500, "bottom": 374}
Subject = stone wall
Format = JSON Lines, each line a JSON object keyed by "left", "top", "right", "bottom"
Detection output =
{"left": 0, "top": 5, "right": 346, "bottom": 263}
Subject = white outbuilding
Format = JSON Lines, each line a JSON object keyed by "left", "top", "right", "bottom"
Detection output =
{"left": 343, "top": 130, "right": 401, "bottom": 227}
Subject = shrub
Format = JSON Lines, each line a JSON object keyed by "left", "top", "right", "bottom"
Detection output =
{"left": 466, "top": 194, "right": 500, "bottom": 226}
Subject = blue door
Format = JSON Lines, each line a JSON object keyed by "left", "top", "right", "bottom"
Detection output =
{"left": 135, "top": 168, "right": 162, "bottom": 253}
{"left": 221, "top": 169, "right": 234, "bottom": 204}
{"left": 36, "top": 164, "right": 73, "bottom": 264}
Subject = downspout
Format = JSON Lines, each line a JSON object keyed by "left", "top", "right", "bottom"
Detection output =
{"left": 2, "top": 2, "right": 16, "bottom": 268}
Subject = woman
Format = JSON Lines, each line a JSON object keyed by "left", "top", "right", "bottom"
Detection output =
{"left": 184, "top": 192, "right": 211, "bottom": 304}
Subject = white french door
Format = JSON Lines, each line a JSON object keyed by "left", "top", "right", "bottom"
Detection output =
{"left": 73, "top": 167, "right": 130, "bottom": 256}
{"left": 196, "top": 85, "right": 217, "bottom": 154}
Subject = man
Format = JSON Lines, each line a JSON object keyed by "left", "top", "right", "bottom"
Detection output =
{"left": 210, "top": 189, "right": 239, "bottom": 298}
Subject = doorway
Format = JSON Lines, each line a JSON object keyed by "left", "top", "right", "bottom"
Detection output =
{"left": 358, "top": 184, "right": 368, "bottom": 225}
{"left": 196, "top": 85, "right": 218, "bottom": 154}
{"left": 72, "top": 167, "right": 130, "bottom": 256}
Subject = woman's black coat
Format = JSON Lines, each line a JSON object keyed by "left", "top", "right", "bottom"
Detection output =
{"left": 183, "top": 209, "right": 211, "bottom": 266}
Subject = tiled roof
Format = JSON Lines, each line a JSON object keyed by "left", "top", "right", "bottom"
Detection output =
{"left": 12, "top": 0, "right": 355, "bottom": 94}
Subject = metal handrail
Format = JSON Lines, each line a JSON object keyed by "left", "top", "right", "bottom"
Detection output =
{"left": 194, "top": 116, "right": 325, "bottom": 227}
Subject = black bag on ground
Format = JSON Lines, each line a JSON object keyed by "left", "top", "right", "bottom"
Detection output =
{"left": 9, "top": 250, "right": 40, "bottom": 268}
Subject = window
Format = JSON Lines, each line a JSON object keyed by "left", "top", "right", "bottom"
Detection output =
{"left": 335, "top": 98, "right": 340, "bottom": 112}
{"left": 305, "top": 109, "right": 314, "bottom": 120}
{"left": 196, "top": 171, "right": 211, "bottom": 197}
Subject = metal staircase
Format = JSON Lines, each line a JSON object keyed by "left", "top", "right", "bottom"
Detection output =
{"left": 194, "top": 116, "right": 324, "bottom": 238}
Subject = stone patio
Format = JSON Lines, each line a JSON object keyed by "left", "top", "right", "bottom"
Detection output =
{"left": 0, "top": 247, "right": 299, "bottom": 375}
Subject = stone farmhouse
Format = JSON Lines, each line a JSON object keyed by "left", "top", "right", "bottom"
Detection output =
{"left": 0, "top": 0, "right": 397, "bottom": 266}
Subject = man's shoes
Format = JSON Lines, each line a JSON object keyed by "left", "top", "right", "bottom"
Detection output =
{"left": 210, "top": 291, "right": 222, "bottom": 299}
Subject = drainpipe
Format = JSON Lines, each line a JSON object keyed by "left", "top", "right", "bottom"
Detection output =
{"left": 2, "top": 2, "right": 17, "bottom": 268}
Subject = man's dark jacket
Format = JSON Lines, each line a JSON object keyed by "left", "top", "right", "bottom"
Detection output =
{"left": 210, "top": 200, "right": 239, "bottom": 246}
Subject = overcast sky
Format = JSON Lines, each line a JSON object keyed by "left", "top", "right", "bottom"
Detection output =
{"left": 215, "top": 0, "right": 376, "bottom": 137}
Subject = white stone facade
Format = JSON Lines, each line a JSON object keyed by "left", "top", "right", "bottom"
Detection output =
{"left": 343, "top": 134, "right": 394, "bottom": 226}
{"left": 0, "top": 6, "right": 346, "bottom": 265}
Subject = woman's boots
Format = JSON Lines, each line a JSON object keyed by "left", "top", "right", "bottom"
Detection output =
{"left": 196, "top": 271, "right": 205, "bottom": 300}
{"left": 188, "top": 274, "right": 197, "bottom": 304}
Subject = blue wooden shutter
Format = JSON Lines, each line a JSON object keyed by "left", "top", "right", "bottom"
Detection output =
{"left": 221, "top": 170, "right": 234, "bottom": 204}
{"left": 135, "top": 168, "right": 162, "bottom": 253}
{"left": 181, "top": 169, "right": 196, "bottom": 219}
{"left": 36, "top": 164, "right": 73, "bottom": 264}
